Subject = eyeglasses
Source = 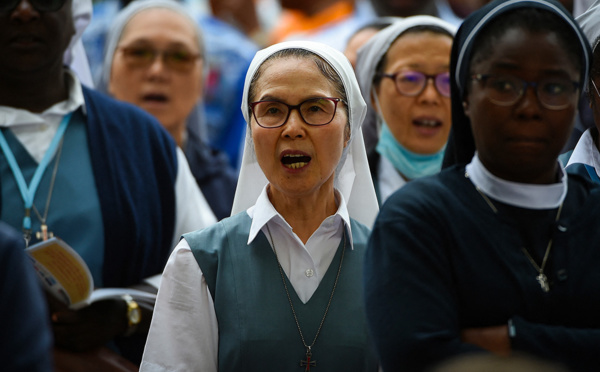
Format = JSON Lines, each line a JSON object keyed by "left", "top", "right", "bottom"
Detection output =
{"left": 249, "top": 97, "right": 345, "bottom": 128}
{"left": 0, "top": 0, "right": 66, "bottom": 12}
{"left": 117, "top": 46, "right": 201, "bottom": 72}
{"left": 471, "top": 74, "right": 579, "bottom": 110}
{"left": 379, "top": 71, "right": 451, "bottom": 98}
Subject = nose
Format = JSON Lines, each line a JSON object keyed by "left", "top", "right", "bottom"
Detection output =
{"left": 281, "top": 108, "right": 305, "bottom": 139}
{"left": 10, "top": 0, "right": 40, "bottom": 22}
{"left": 515, "top": 84, "right": 543, "bottom": 118}
{"left": 418, "top": 77, "right": 441, "bottom": 103}
{"left": 147, "top": 53, "right": 169, "bottom": 78}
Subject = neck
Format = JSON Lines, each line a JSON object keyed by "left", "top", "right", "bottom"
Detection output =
{"left": 268, "top": 183, "right": 338, "bottom": 244}
{"left": 0, "top": 68, "right": 69, "bottom": 113}
{"left": 168, "top": 123, "right": 187, "bottom": 148}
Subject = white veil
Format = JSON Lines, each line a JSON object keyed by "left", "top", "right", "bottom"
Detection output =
{"left": 232, "top": 40, "right": 379, "bottom": 227}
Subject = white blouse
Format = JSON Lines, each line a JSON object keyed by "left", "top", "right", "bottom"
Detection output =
{"left": 140, "top": 186, "right": 353, "bottom": 372}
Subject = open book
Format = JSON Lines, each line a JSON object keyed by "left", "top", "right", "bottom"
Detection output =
{"left": 26, "top": 237, "right": 156, "bottom": 310}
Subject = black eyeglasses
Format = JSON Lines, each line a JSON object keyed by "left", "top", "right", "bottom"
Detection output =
{"left": 471, "top": 74, "right": 579, "bottom": 110}
{"left": 379, "top": 71, "right": 451, "bottom": 98}
{"left": 249, "top": 97, "right": 345, "bottom": 128}
{"left": 118, "top": 46, "right": 201, "bottom": 72}
{"left": 0, "top": 0, "right": 67, "bottom": 12}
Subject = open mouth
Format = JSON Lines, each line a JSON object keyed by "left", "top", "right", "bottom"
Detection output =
{"left": 281, "top": 154, "right": 311, "bottom": 169}
{"left": 413, "top": 118, "right": 442, "bottom": 128}
{"left": 142, "top": 93, "right": 169, "bottom": 103}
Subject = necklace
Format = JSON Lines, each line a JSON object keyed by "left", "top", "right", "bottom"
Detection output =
{"left": 0, "top": 113, "right": 72, "bottom": 247}
{"left": 266, "top": 224, "right": 346, "bottom": 371}
{"left": 468, "top": 172, "right": 563, "bottom": 293}
{"left": 32, "top": 138, "right": 64, "bottom": 242}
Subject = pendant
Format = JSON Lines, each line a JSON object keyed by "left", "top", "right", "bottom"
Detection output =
{"left": 536, "top": 273, "right": 550, "bottom": 292}
{"left": 35, "top": 224, "right": 54, "bottom": 241}
{"left": 300, "top": 347, "right": 316, "bottom": 371}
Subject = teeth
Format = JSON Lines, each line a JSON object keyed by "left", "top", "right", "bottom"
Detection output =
{"left": 416, "top": 120, "right": 439, "bottom": 127}
{"left": 285, "top": 162, "right": 308, "bottom": 169}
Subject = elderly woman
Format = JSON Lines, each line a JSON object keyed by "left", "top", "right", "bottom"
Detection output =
{"left": 364, "top": 1, "right": 600, "bottom": 372}
{"left": 567, "top": 0, "right": 600, "bottom": 182}
{"left": 356, "top": 16, "right": 456, "bottom": 204}
{"left": 140, "top": 41, "right": 379, "bottom": 371}
{"left": 102, "top": 0, "right": 238, "bottom": 220}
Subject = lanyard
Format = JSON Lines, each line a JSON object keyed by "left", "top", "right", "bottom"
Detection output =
{"left": 0, "top": 113, "right": 73, "bottom": 241}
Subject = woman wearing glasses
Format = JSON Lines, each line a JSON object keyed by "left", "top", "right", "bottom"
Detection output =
{"left": 356, "top": 16, "right": 456, "bottom": 204}
{"left": 140, "top": 40, "right": 379, "bottom": 371}
{"left": 364, "top": 1, "right": 600, "bottom": 371}
{"left": 102, "top": 0, "right": 237, "bottom": 220}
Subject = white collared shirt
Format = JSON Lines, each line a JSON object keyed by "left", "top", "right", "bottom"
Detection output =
{"left": 0, "top": 69, "right": 216, "bottom": 250}
{"left": 567, "top": 128, "right": 600, "bottom": 179}
{"left": 377, "top": 155, "right": 407, "bottom": 204}
{"left": 466, "top": 152, "right": 567, "bottom": 209}
{"left": 141, "top": 185, "right": 353, "bottom": 372}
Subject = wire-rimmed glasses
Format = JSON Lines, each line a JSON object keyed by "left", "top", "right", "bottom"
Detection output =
{"left": 379, "top": 71, "right": 451, "bottom": 97}
{"left": 471, "top": 74, "right": 579, "bottom": 110}
{"left": 249, "top": 97, "right": 345, "bottom": 128}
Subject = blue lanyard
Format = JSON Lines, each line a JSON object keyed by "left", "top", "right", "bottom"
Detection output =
{"left": 0, "top": 113, "right": 73, "bottom": 238}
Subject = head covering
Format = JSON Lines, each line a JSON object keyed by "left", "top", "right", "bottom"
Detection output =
{"left": 442, "top": 0, "right": 592, "bottom": 168}
{"left": 64, "top": 0, "right": 94, "bottom": 87}
{"left": 577, "top": 0, "right": 600, "bottom": 52}
{"left": 355, "top": 16, "right": 457, "bottom": 153}
{"left": 99, "top": 0, "right": 206, "bottom": 93}
{"left": 232, "top": 40, "right": 379, "bottom": 227}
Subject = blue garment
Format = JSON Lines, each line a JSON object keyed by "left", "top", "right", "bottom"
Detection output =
{"left": 0, "top": 221, "right": 52, "bottom": 372}
{"left": 365, "top": 165, "right": 600, "bottom": 372}
{"left": 185, "top": 212, "right": 378, "bottom": 372}
{"left": 376, "top": 123, "right": 445, "bottom": 180}
{"left": 0, "top": 86, "right": 178, "bottom": 364}
{"left": 184, "top": 126, "right": 238, "bottom": 220}
{"left": 1, "top": 111, "right": 105, "bottom": 285}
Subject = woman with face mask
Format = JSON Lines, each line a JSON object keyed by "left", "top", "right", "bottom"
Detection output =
{"left": 356, "top": 16, "right": 456, "bottom": 204}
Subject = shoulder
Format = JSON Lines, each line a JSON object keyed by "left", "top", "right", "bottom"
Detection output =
{"left": 82, "top": 86, "right": 170, "bottom": 137}
{"left": 184, "top": 212, "right": 251, "bottom": 254}
{"left": 380, "top": 166, "right": 466, "bottom": 221}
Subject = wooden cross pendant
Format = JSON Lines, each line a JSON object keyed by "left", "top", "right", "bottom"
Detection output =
{"left": 35, "top": 224, "right": 54, "bottom": 241}
{"left": 300, "top": 347, "right": 316, "bottom": 371}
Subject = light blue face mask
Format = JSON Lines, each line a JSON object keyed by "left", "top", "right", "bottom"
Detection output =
{"left": 373, "top": 90, "right": 445, "bottom": 180}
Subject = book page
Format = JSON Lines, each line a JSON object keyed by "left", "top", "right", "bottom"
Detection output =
{"left": 27, "top": 237, "right": 93, "bottom": 309}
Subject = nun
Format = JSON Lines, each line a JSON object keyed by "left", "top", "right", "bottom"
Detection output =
{"left": 356, "top": 16, "right": 456, "bottom": 204}
{"left": 141, "top": 40, "right": 379, "bottom": 371}
{"left": 364, "top": 1, "right": 600, "bottom": 371}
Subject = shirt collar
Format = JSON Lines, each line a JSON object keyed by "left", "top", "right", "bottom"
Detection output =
{"left": 567, "top": 128, "right": 600, "bottom": 171}
{"left": 247, "top": 185, "right": 353, "bottom": 248}
{"left": 0, "top": 68, "right": 85, "bottom": 127}
{"left": 466, "top": 152, "right": 567, "bottom": 209}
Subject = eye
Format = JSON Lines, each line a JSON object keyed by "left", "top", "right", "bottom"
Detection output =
{"left": 168, "top": 50, "right": 194, "bottom": 63}
{"left": 489, "top": 77, "right": 518, "bottom": 92}
{"left": 541, "top": 80, "right": 569, "bottom": 96}
{"left": 399, "top": 72, "right": 423, "bottom": 84}
{"left": 126, "top": 47, "right": 153, "bottom": 59}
